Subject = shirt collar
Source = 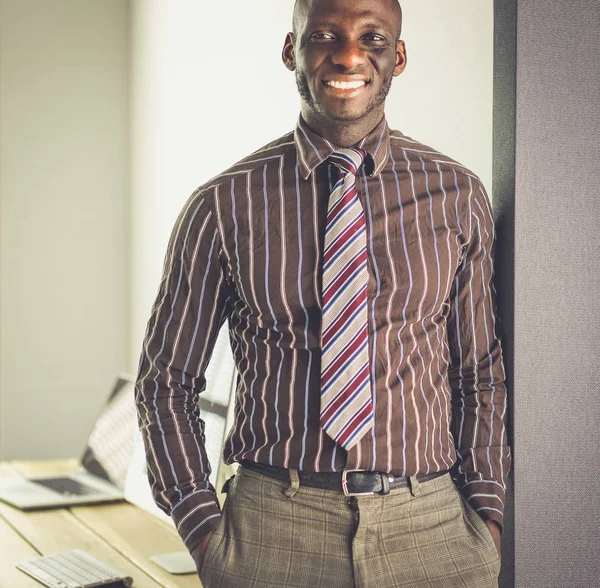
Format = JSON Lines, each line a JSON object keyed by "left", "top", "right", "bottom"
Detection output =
{"left": 294, "top": 115, "right": 391, "bottom": 180}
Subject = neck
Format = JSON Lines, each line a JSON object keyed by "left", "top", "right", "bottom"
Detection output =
{"left": 301, "top": 108, "right": 385, "bottom": 148}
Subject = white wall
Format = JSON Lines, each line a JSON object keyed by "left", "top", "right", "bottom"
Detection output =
{"left": 129, "top": 0, "right": 494, "bottom": 369}
{"left": 398, "top": 0, "right": 493, "bottom": 188}
{"left": 0, "top": 0, "right": 131, "bottom": 459}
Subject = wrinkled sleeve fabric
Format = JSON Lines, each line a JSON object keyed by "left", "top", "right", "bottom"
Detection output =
{"left": 134, "top": 187, "right": 230, "bottom": 553}
{"left": 447, "top": 178, "right": 511, "bottom": 532}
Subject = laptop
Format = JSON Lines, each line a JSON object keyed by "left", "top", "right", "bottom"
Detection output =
{"left": 0, "top": 375, "right": 137, "bottom": 510}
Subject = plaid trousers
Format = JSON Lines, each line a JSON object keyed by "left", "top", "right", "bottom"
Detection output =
{"left": 199, "top": 467, "right": 500, "bottom": 588}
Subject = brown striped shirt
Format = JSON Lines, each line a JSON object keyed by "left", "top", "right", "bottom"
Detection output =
{"left": 135, "top": 116, "right": 511, "bottom": 553}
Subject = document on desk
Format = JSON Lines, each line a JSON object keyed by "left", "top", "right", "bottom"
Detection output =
{"left": 123, "top": 428, "right": 174, "bottom": 525}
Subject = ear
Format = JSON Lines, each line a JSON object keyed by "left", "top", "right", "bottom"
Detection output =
{"left": 393, "top": 40, "right": 407, "bottom": 77}
{"left": 282, "top": 32, "right": 296, "bottom": 71}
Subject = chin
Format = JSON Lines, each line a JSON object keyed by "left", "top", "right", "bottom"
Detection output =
{"left": 314, "top": 97, "right": 369, "bottom": 119}
{"left": 323, "top": 106, "right": 373, "bottom": 123}
{"left": 318, "top": 94, "right": 386, "bottom": 124}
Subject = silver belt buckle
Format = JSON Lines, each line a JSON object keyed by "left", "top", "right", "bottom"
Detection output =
{"left": 341, "top": 469, "right": 376, "bottom": 497}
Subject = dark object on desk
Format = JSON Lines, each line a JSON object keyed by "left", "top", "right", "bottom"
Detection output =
{"left": 32, "top": 477, "right": 105, "bottom": 497}
{"left": 16, "top": 549, "right": 133, "bottom": 587}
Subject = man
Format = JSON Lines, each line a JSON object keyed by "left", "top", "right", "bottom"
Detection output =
{"left": 135, "top": 0, "right": 510, "bottom": 586}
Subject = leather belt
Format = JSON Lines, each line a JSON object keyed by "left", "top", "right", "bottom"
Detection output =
{"left": 240, "top": 460, "right": 448, "bottom": 497}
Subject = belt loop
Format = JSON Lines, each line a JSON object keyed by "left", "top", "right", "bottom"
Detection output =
{"left": 284, "top": 469, "right": 300, "bottom": 498}
{"left": 220, "top": 474, "right": 235, "bottom": 495}
{"left": 409, "top": 475, "right": 421, "bottom": 497}
{"left": 380, "top": 473, "right": 390, "bottom": 495}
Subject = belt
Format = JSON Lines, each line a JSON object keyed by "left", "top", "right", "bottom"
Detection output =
{"left": 239, "top": 460, "right": 448, "bottom": 497}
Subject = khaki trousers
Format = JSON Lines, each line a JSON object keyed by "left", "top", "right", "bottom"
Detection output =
{"left": 199, "top": 467, "right": 500, "bottom": 588}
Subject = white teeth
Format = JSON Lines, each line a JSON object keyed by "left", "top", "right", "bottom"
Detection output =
{"left": 325, "top": 80, "right": 366, "bottom": 89}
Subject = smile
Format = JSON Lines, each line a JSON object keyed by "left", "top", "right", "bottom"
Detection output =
{"left": 323, "top": 80, "right": 368, "bottom": 90}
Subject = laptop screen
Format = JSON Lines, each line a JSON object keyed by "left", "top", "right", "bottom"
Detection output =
{"left": 80, "top": 376, "right": 137, "bottom": 490}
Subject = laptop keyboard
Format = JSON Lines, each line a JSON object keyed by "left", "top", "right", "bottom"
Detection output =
{"left": 16, "top": 549, "right": 133, "bottom": 587}
{"left": 31, "top": 477, "right": 100, "bottom": 496}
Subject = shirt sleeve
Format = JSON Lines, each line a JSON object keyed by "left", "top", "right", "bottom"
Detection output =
{"left": 134, "top": 187, "right": 231, "bottom": 553}
{"left": 446, "top": 178, "right": 511, "bottom": 532}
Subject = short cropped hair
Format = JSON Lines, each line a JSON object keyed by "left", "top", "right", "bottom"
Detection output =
{"left": 292, "top": 0, "right": 403, "bottom": 39}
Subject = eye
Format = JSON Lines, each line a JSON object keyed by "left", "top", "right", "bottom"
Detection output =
{"left": 310, "top": 32, "right": 335, "bottom": 41}
{"left": 362, "top": 33, "right": 387, "bottom": 43}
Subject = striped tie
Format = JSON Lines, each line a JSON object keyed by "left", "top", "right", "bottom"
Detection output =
{"left": 320, "top": 148, "right": 373, "bottom": 451}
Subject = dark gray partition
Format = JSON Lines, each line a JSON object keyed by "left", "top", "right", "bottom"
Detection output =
{"left": 493, "top": 1, "right": 600, "bottom": 587}
{"left": 492, "top": 1, "right": 517, "bottom": 586}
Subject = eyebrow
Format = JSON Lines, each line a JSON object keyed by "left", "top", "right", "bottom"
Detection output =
{"left": 305, "top": 19, "right": 393, "bottom": 35}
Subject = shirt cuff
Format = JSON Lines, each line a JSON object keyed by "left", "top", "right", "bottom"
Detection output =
{"left": 169, "top": 489, "right": 222, "bottom": 552}
{"left": 453, "top": 474, "right": 506, "bottom": 533}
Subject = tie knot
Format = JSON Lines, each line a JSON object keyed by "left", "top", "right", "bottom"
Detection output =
{"left": 329, "top": 148, "right": 367, "bottom": 176}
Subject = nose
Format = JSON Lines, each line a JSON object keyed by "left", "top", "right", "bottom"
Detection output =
{"left": 330, "top": 39, "right": 366, "bottom": 71}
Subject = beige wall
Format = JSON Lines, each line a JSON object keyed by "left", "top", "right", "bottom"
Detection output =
{"left": 0, "top": 0, "right": 131, "bottom": 459}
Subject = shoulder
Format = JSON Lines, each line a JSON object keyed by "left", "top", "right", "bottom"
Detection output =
{"left": 388, "top": 129, "right": 482, "bottom": 186}
{"left": 196, "top": 131, "right": 296, "bottom": 196}
{"left": 170, "top": 131, "right": 297, "bottom": 240}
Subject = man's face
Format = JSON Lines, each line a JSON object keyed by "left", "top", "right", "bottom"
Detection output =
{"left": 283, "top": 0, "right": 407, "bottom": 126}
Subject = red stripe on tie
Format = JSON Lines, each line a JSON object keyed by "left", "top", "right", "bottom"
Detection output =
{"left": 329, "top": 155, "right": 358, "bottom": 176}
{"left": 327, "top": 186, "right": 356, "bottom": 224}
{"left": 320, "top": 364, "right": 370, "bottom": 425}
{"left": 322, "top": 249, "right": 368, "bottom": 306}
{"left": 321, "top": 324, "right": 368, "bottom": 387}
{"left": 336, "top": 400, "right": 373, "bottom": 447}
{"left": 322, "top": 289, "right": 367, "bottom": 347}
{"left": 323, "top": 215, "right": 364, "bottom": 266}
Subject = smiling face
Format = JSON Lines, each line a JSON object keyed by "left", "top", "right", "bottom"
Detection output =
{"left": 283, "top": 0, "right": 407, "bottom": 143}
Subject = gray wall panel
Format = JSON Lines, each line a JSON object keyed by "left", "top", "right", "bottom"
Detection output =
{"left": 513, "top": 1, "right": 600, "bottom": 587}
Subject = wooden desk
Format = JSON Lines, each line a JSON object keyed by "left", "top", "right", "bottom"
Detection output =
{"left": 0, "top": 460, "right": 202, "bottom": 588}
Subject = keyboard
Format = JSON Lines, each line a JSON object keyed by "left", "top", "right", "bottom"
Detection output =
{"left": 31, "top": 477, "right": 101, "bottom": 496}
{"left": 16, "top": 549, "right": 133, "bottom": 588}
